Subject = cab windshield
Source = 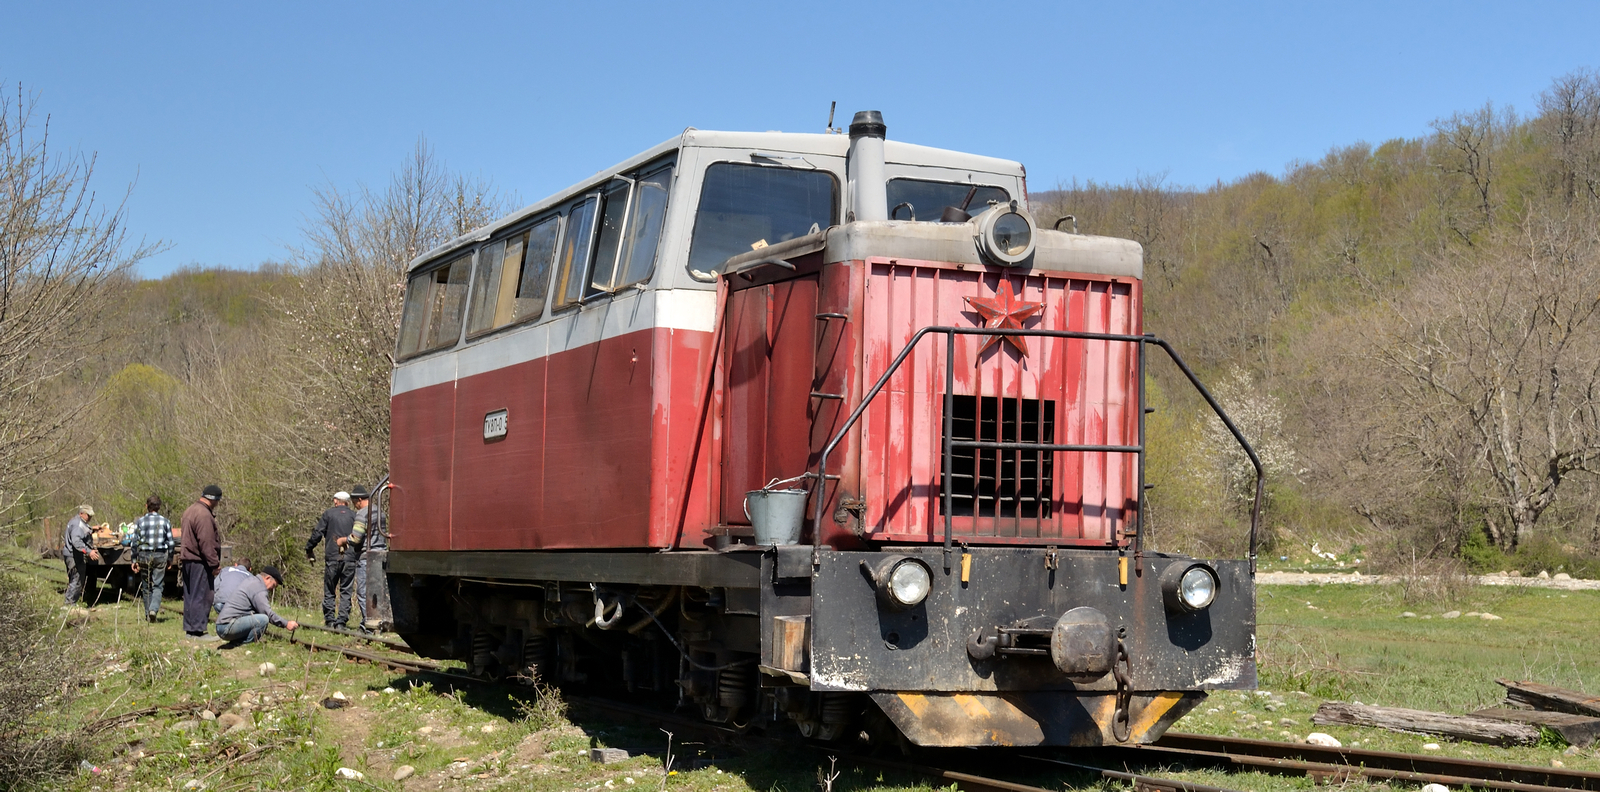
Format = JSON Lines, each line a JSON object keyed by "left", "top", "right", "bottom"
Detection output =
{"left": 886, "top": 178, "right": 1009, "bottom": 221}
{"left": 687, "top": 163, "right": 837, "bottom": 276}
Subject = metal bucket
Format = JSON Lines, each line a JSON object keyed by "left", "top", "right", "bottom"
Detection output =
{"left": 745, "top": 488, "right": 808, "bottom": 545}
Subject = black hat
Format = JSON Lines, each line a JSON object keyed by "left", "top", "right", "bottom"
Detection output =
{"left": 349, "top": 486, "right": 370, "bottom": 500}
{"left": 202, "top": 484, "right": 223, "bottom": 500}
{"left": 261, "top": 566, "right": 284, "bottom": 586}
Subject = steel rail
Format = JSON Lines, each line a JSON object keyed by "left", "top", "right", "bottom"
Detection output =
{"left": 1120, "top": 732, "right": 1600, "bottom": 791}
{"left": 575, "top": 695, "right": 1247, "bottom": 792}
{"left": 289, "top": 621, "right": 415, "bottom": 654}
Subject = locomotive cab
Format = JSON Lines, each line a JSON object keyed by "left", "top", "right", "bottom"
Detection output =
{"left": 381, "top": 111, "right": 1259, "bottom": 748}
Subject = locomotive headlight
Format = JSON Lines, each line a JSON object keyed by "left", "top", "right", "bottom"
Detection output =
{"left": 864, "top": 555, "right": 933, "bottom": 610}
{"left": 887, "top": 559, "right": 932, "bottom": 607}
{"left": 973, "top": 201, "right": 1037, "bottom": 266}
{"left": 1161, "top": 561, "right": 1219, "bottom": 614}
{"left": 1180, "top": 567, "right": 1217, "bottom": 609}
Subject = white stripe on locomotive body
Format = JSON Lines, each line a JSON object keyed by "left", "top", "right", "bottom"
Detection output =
{"left": 391, "top": 288, "right": 715, "bottom": 396}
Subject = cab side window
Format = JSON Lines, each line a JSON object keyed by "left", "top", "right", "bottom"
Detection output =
{"left": 552, "top": 197, "right": 598, "bottom": 311}
{"left": 397, "top": 253, "right": 472, "bottom": 358}
{"left": 588, "top": 165, "right": 674, "bottom": 293}
{"left": 554, "top": 162, "right": 675, "bottom": 310}
{"left": 465, "top": 215, "right": 561, "bottom": 337}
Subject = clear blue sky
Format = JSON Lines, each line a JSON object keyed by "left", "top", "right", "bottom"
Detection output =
{"left": 5, "top": 1, "right": 1597, "bottom": 278}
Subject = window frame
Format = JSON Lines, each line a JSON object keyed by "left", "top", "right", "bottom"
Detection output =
{"left": 396, "top": 250, "right": 476, "bottom": 361}
{"left": 613, "top": 162, "right": 675, "bottom": 290}
{"left": 586, "top": 175, "right": 637, "bottom": 297}
{"left": 463, "top": 212, "right": 565, "bottom": 341}
{"left": 552, "top": 194, "right": 601, "bottom": 313}
{"left": 884, "top": 177, "right": 1011, "bottom": 221}
{"left": 552, "top": 156, "right": 677, "bottom": 312}
{"left": 685, "top": 160, "right": 840, "bottom": 279}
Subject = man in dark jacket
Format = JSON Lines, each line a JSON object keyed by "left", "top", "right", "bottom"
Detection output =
{"left": 179, "top": 485, "right": 223, "bottom": 638}
{"left": 305, "top": 491, "right": 357, "bottom": 628}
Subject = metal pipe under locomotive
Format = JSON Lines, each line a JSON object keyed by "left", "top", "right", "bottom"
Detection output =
{"left": 376, "top": 111, "right": 1260, "bottom": 747}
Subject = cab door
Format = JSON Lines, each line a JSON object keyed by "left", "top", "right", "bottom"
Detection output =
{"left": 719, "top": 274, "right": 819, "bottom": 525}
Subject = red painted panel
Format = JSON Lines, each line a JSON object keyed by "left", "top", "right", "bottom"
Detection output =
{"left": 448, "top": 355, "right": 546, "bottom": 549}
{"left": 720, "top": 289, "right": 768, "bottom": 522}
{"left": 765, "top": 277, "right": 819, "bottom": 493}
{"left": 393, "top": 324, "right": 712, "bottom": 553}
{"left": 855, "top": 258, "right": 1142, "bottom": 547}
{"left": 519, "top": 326, "right": 656, "bottom": 548}
{"left": 718, "top": 277, "right": 820, "bottom": 526}
{"left": 654, "top": 326, "right": 719, "bottom": 549}
{"left": 390, "top": 382, "right": 455, "bottom": 551}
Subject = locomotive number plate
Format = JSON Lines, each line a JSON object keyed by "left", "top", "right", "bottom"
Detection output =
{"left": 483, "top": 409, "right": 508, "bottom": 440}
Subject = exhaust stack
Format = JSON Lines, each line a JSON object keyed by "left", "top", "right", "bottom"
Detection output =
{"left": 847, "top": 110, "right": 887, "bottom": 222}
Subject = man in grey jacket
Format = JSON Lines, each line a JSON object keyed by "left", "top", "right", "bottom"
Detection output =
{"left": 215, "top": 566, "right": 299, "bottom": 645}
{"left": 212, "top": 563, "right": 254, "bottom": 613}
{"left": 62, "top": 505, "right": 101, "bottom": 606}
{"left": 347, "top": 486, "right": 385, "bottom": 629}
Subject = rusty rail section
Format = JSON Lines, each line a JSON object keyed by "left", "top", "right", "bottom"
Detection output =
{"left": 1077, "top": 731, "right": 1600, "bottom": 792}
{"left": 811, "top": 327, "right": 1266, "bottom": 574}
{"left": 290, "top": 621, "right": 414, "bottom": 654}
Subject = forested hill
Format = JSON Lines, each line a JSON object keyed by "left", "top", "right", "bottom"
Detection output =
{"left": 1032, "top": 71, "right": 1600, "bottom": 572}
{"left": 7, "top": 74, "right": 1599, "bottom": 600}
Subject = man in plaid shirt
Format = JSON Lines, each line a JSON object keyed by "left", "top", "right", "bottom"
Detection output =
{"left": 127, "top": 495, "right": 175, "bottom": 622}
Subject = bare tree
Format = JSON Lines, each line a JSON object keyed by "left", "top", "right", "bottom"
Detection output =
{"left": 1373, "top": 218, "right": 1600, "bottom": 550}
{"left": 1537, "top": 69, "right": 1600, "bottom": 207}
{"left": 254, "top": 139, "right": 510, "bottom": 520}
{"left": 1431, "top": 105, "right": 1513, "bottom": 245}
{"left": 0, "top": 87, "right": 154, "bottom": 526}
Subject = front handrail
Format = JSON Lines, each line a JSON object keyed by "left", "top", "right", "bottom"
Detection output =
{"left": 809, "top": 326, "right": 1265, "bottom": 574}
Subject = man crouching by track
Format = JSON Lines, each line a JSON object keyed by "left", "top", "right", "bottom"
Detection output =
{"left": 215, "top": 565, "right": 298, "bottom": 645}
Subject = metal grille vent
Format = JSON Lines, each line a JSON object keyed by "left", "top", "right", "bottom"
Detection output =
{"left": 941, "top": 396, "right": 1055, "bottom": 518}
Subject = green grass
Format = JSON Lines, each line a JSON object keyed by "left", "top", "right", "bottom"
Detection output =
{"left": 10, "top": 548, "right": 1600, "bottom": 791}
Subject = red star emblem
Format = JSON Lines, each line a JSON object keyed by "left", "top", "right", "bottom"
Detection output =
{"left": 964, "top": 279, "right": 1044, "bottom": 357}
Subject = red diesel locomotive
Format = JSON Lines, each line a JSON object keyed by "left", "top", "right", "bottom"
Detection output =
{"left": 378, "top": 111, "right": 1262, "bottom": 747}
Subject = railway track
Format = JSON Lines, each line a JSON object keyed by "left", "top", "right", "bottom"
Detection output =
{"left": 11, "top": 555, "right": 1600, "bottom": 791}
{"left": 262, "top": 629, "right": 1247, "bottom": 792}
{"left": 1037, "top": 731, "right": 1600, "bottom": 792}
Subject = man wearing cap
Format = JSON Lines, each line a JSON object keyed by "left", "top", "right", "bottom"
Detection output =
{"left": 305, "top": 491, "right": 357, "bottom": 628}
{"left": 127, "top": 495, "right": 175, "bottom": 622}
{"left": 179, "top": 485, "right": 224, "bottom": 638}
{"left": 344, "top": 485, "right": 385, "bottom": 629}
{"left": 62, "top": 505, "right": 102, "bottom": 606}
{"left": 214, "top": 566, "right": 298, "bottom": 645}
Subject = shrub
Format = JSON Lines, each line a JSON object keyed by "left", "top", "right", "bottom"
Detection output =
{"left": 0, "top": 573, "right": 88, "bottom": 790}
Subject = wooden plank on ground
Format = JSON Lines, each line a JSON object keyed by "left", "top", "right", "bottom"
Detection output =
{"left": 1496, "top": 678, "right": 1600, "bottom": 717}
{"left": 1311, "top": 702, "right": 1540, "bottom": 746}
{"left": 1472, "top": 707, "right": 1600, "bottom": 747}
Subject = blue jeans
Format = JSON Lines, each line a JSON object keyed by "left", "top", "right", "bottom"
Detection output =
{"left": 355, "top": 556, "right": 368, "bottom": 624}
{"left": 134, "top": 551, "right": 167, "bottom": 616}
{"left": 217, "top": 613, "right": 271, "bottom": 644}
